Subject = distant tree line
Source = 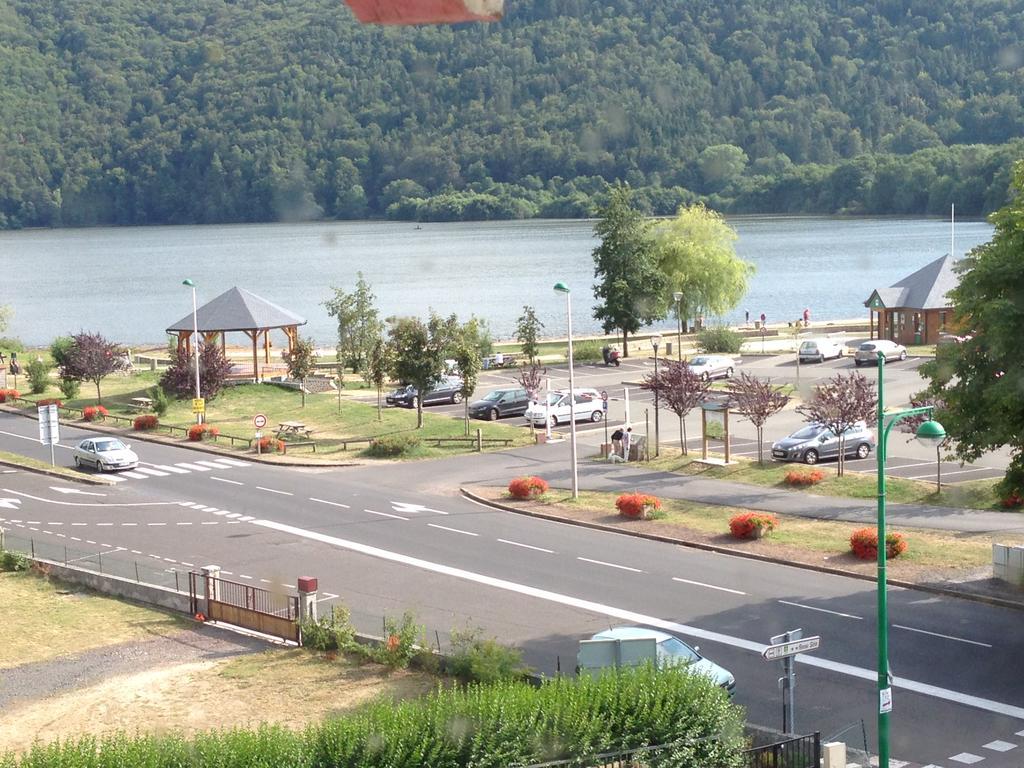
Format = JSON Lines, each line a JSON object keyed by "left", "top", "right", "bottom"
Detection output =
{"left": 2, "top": 0, "right": 1023, "bottom": 229}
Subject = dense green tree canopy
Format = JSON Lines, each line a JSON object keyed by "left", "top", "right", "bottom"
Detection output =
{"left": 2, "top": 0, "right": 1023, "bottom": 228}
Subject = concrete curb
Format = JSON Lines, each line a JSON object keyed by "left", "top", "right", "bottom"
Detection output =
{"left": 460, "top": 487, "right": 1024, "bottom": 613}
{"left": 0, "top": 458, "right": 115, "bottom": 485}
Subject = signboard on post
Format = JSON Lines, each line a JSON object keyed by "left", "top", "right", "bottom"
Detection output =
{"left": 253, "top": 413, "right": 267, "bottom": 429}
{"left": 38, "top": 404, "right": 59, "bottom": 466}
{"left": 192, "top": 398, "right": 206, "bottom": 414}
{"left": 761, "top": 636, "right": 821, "bottom": 661}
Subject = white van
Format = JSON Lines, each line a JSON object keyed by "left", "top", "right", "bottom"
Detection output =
{"left": 798, "top": 338, "right": 845, "bottom": 363}
{"left": 524, "top": 388, "right": 603, "bottom": 427}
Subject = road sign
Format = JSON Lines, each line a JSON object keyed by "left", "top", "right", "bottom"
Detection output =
{"left": 762, "top": 636, "right": 821, "bottom": 661}
{"left": 253, "top": 413, "right": 268, "bottom": 429}
{"left": 192, "top": 398, "right": 206, "bottom": 414}
{"left": 37, "top": 404, "right": 59, "bottom": 445}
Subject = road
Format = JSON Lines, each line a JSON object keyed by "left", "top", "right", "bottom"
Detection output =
{"left": 1, "top": 409, "right": 1023, "bottom": 767}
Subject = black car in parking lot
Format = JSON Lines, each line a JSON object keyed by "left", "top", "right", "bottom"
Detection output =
{"left": 385, "top": 376, "right": 464, "bottom": 408}
{"left": 468, "top": 388, "right": 531, "bottom": 420}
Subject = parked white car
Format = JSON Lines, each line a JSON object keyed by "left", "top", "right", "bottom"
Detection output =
{"left": 685, "top": 354, "right": 735, "bottom": 381}
{"left": 798, "top": 338, "right": 845, "bottom": 363}
{"left": 524, "top": 388, "right": 603, "bottom": 427}
{"left": 854, "top": 339, "right": 908, "bottom": 366}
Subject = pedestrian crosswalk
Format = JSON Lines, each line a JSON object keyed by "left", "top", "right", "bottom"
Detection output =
{"left": 106, "top": 457, "right": 251, "bottom": 483}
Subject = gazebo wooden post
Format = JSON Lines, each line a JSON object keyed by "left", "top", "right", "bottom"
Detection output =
{"left": 264, "top": 330, "right": 270, "bottom": 364}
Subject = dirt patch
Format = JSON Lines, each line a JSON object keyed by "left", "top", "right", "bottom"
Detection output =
{"left": 0, "top": 649, "right": 438, "bottom": 756}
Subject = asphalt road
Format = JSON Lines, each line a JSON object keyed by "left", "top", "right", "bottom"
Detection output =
{"left": 2, "top": 410, "right": 1024, "bottom": 767}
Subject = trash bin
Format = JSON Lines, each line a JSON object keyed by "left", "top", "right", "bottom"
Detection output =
{"left": 629, "top": 436, "right": 647, "bottom": 462}
{"left": 914, "top": 332, "right": 922, "bottom": 345}
{"left": 665, "top": 341, "right": 673, "bottom": 357}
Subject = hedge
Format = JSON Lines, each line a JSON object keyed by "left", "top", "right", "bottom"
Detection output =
{"left": 508, "top": 476, "right": 549, "bottom": 499}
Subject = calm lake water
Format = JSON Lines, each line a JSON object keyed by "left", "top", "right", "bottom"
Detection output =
{"left": 0, "top": 217, "right": 993, "bottom": 347}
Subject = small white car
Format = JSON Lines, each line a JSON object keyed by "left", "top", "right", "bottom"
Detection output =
{"left": 524, "top": 388, "right": 603, "bottom": 427}
{"left": 685, "top": 354, "right": 735, "bottom": 381}
{"left": 72, "top": 437, "right": 139, "bottom": 472}
{"left": 854, "top": 339, "right": 908, "bottom": 366}
{"left": 798, "top": 338, "right": 845, "bottom": 363}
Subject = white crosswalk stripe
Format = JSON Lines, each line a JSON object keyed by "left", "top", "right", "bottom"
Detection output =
{"left": 174, "top": 462, "right": 211, "bottom": 472}
{"left": 213, "top": 458, "right": 252, "bottom": 467}
{"left": 195, "top": 460, "right": 236, "bottom": 469}
{"left": 150, "top": 464, "right": 190, "bottom": 474}
{"left": 133, "top": 467, "right": 170, "bottom": 477}
{"left": 119, "top": 471, "right": 148, "bottom": 479}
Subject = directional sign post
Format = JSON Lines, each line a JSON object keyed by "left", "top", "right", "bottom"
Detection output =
{"left": 601, "top": 390, "right": 609, "bottom": 447}
{"left": 37, "top": 404, "right": 59, "bottom": 466}
{"left": 253, "top": 414, "right": 267, "bottom": 455}
{"left": 762, "top": 629, "right": 821, "bottom": 734}
{"left": 762, "top": 635, "right": 821, "bottom": 661}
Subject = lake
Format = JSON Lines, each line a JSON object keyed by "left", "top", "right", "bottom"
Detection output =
{"left": 0, "top": 216, "right": 993, "bottom": 348}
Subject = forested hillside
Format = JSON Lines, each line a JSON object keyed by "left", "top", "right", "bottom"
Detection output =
{"left": 2, "top": 0, "right": 1023, "bottom": 228}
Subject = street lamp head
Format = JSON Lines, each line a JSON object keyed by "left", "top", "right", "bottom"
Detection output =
{"left": 673, "top": 291, "right": 683, "bottom": 302}
{"left": 915, "top": 419, "right": 946, "bottom": 447}
{"left": 651, "top": 333, "right": 662, "bottom": 348}
{"left": 183, "top": 279, "right": 195, "bottom": 287}
{"left": 553, "top": 281, "right": 570, "bottom": 294}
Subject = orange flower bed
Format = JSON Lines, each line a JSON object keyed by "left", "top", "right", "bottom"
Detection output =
{"left": 850, "top": 527, "right": 907, "bottom": 560}
{"left": 615, "top": 493, "right": 662, "bottom": 519}
{"left": 729, "top": 512, "right": 778, "bottom": 539}
{"left": 784, "top": 468, "right": 825, "bottom": 486}
{"left": 508, "top": 476, "right": 549, "bottom": 499}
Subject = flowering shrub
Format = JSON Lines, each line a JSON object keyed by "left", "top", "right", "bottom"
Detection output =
{"left": 187, "top": 424, "right": 220, "bottom": 442}
{"left": 255, "top": 436, "right": 286, "bottom": 453}
{"left": 729, "top": 512, "right": 779, "bottom": 539}
{"left": 615, "top": 493, "right": 662, "bottom": 519}
{"left": 133, "top": 414, "right": 159, "bottom": 431}
{"left": 0, "top": 389, "right": 20, "bottom": 403}
{"left": 999, "top": 492, "right": 1023, "bottom": 509}
{"left": 508, "top": 476, "right": 549, "bottom": 499}
{"left": 784, "top": 468, "right": 825, "bottom": 486}
{"left": 36, "top": 398, "right": 63, "bottom": 408}
{"left": 82, "top": 405, "right": 109, "bottom": 422}
{"left": 849, "top": 527, "right": 908, "bottom": 560}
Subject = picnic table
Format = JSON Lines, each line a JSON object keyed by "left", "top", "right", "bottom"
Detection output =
{"left": 277, "top": 421, "right": 313, "bottom": 439}
{"left": 129, "top": 397, "right": 153, "bottom": 411}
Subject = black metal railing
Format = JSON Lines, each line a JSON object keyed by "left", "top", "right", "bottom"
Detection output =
{"left": 745, "top": 732, "right": 821, "bottom": 768}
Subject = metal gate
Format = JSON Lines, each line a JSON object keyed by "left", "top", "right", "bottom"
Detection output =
{"left": 189, "top": 571, "right": 300, "bottom": 643}
{"left": 745, "top": 732, "right": 821, "bottom": 768}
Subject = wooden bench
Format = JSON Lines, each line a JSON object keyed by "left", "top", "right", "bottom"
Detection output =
{"left": 280, "top": 440, "right": 316, "bottom": 454}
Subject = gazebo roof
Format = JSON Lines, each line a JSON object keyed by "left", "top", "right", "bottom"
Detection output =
{"left": 166, "top": 287, "right": 306, "bottom": 334}
{"left": 864, "top": 254, "right": 959, "bottom": 311}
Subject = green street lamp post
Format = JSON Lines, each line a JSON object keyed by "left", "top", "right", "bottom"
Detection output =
{"left": 875, "top": 351, "right": 945, "bottom": 768}
{"left": 651, "top": 333, "right": 661, "bottom": 458}
{"left": 183, "top": 279, "right": 202, "bottom": 425}
{"left": 554, "top": 282, "right": 578, "bottom": 499}
{"left": 673, "top": 291, "right": 683, "bottom": 362}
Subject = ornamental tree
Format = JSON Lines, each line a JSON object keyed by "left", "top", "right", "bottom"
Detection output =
{"left": 387, "top": 316, "right": 446, "bottom": 428}
{"left": 367, "top": 337, "right": 393, "bottom": 420}
{"left": 62, "top": 332, "right": 119, "bottom": 403}
{"left": 515, "top": 305, "right": 544, "bottom": 363}
{"left": 515, "top": 361, "right": 547, "bottom": 435}
{"left": 323, "top": 272, "right": 383, "bottom": 381}
{"left": 453, "top": 342, "right": 480, "bottom": 434}
{"left": 641, "top": 361, "right": 710, "bottom": 455}
{"left": 160, "top": 343, "right": 233, "bottom": 401}
{"left": 796, "top": 371, "right": 877, "bottom": 476}
{"left": 919, "top": 160, "right": 1024, "bottom": 499}
{"left": 282, "top": 336, "right": 318, "bottom": 407}
{"left": 726, "top": 373, "right": 791, "bottom": 464}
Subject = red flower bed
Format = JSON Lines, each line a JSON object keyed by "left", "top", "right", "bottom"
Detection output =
{"left": 82, "top": 405, "right": 109, "bottom": 422}
{"left": 1000, "top": 492, "right": 1023, "bottom": 508}
{"left": 255, "top": 436, "right": 285, "bottom": 453}
{"left": 729, "top": 512, "right": 779, "bottom": 539}
{"left": 850, "top": 527, "right": 908, "bottom": 560}
{"left": 615, "top": 493, "right": 662, "bottom": 519}
{"left": 0, "top": 389, "right": 20, "bottom": 403}
{"left": 187, "top": 424, "right": 221, "bottom": 442}
{"left": 133, "top": 414, "right": 159, "bottom": 431}
{"left": 508, "top": 476, "right": 549, "bottom": 499}
{"left": 784, "top": 468, "right": 825, "bottom": 486}
{"left": 37, "top": 398, "right": 63, "bottom": 408}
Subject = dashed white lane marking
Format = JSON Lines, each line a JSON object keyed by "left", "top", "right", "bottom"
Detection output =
{"left": 949, "top": 753, "right": 985, "bottom": 764}
{"left": 778, "top": 600, "right": 863, "bottom": 620}
{"left": 122, "top": 523, "right": 137, "bottom": 526}
{"left": 133, "top": 467, "right": 170, "bottom": 477}
{"left": 200, "top": 506, "right": 219, "bottom": 512}
{"left": 96, "top": 523, "right": 113, "bottom": 526}
{"left": 1017, "top": 729, "right": 1024, "bottom": 737}
{"left": 238, "top": 515, "right": 256, "bottom": 522}
{"left": 119, "top": 472, "right": 148, "bottom": 479}
{"left": 893, "top": 624, "right": 993, "bottom": 648}
{"left": 175, "top": 463, "right": 211, "bottom": 472}
{"left": 211, "top": 477, "right": 244, "bottom": 486}
{"left": 364, "top": 508, "right": 409, "bottom": 521}
{"left": 201, "top": 521, "right": 218, "bottom": 525}
{"left": 146, "top": 522, "right": 166, "bottom": 526}
{"left": 212, "top": 510, "right": 230, "bottom": 516}
{"left": 176, "top": 522, "right": 192, "bottom": 525}
{"left": 130, "top": 549, "right": 141, "bottom": 554}
{"left": 311, "top": 497, "right": 350, "bottom": 509}
{"left": 181, "top": 561, "right": 193, "bottom": 567}
{"left": 256, "top": 486, "right": 293, "bottom": 496}
{"left": 673, "top": 576, "right": 746, "bottom": 596}
{"left": 498, "top": 539, "right": 555, "bottom": 554}
{"left": 428, "top": 523, "right": 478, "bottom": 537}
{"left": 577, "top": 556, "right": 643, "bottom": 573}
{"left": 983, "top": 741, "right": 1017, "bottom": 752}
{"left": 238, "top": 574, "right": 253, "bottom": 580}
{"left": 225, "top": 513, "right": 243, "bottom": 519}
{"left": 149, "top": 464, "right": 190, "bottom": 474}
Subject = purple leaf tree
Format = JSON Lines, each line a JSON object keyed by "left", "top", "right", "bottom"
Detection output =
{"left": 62, "top": 332, "right": 119, "bottom": 404}
{"left": 726, "top": 372, "right": 791, "bottom": 464}
{"left": 642, "top": 361, "right": 710, "bottom": 455}
{"left": 796, "top": 371, "right": 877, "bottom": 476}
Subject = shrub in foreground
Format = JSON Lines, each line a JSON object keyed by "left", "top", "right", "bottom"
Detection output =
{"left": 0, "top": 389, "right": 19, "bottom": 402}
{"left": 255, "top": 436, "right": 286, "bottom": 453}
{"left": 508, "top": 475, "right": 549, "bottom": 499}
{"left": 187, "top": 424, "right": 220, "bottom": 441}
{"left": 784, "top": 468, "right": 824, "bottom": 486}
{"left": 850, "top": 527, "right": 907, "bottom": 560}
{"left": 698, "top": 327, "right": 744, "bottom": 354}
{"left": 615, "top": 492, "right": 662, "bottom": 519}
{"left": 729, "top": 512, "right": 778, "bottom": 539}
{"left": 447, "top": 626, "right": 530, "bottom": 684}
{"left": 365, "top": 434, "right": 421, "bottom": 457}
{"left": 133, "top": 414, "right": 158, "bottom": 431}
{"left": 82, "top": 405, "right": 108, "bottom": 422}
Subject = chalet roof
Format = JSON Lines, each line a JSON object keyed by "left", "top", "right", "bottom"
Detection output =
{"left": 166, "top": 287, "right": 306, "bottom": 334}
{"left": 864, "top": 254, "right": 959, "bottom": 311}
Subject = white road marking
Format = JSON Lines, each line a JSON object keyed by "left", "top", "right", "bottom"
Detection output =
{"left": 49, "top": 487, "right": 107, "bottom": 496}
{"left": 2, "top": 489, "right": 187, "bottom": 508}
{"left": 428, "top": 523, "right": 479, "bottom": 537}
{"left": 71, "top": 522, "right": 86, "bottom": 526}
{"left": 949, "top": 753, "right": 985, "bottom": 764}
{"left": 391, "top": 501, "right": 449, "bottom": 515}
{"left": 498, "top": 539, "right": 555, "bottom": 554}
{"left": 256, "top": 486, "right": 293, "bottom": 496}
{"left": 778, "top": 600, "right": 863, "bottom": 620}
{"left": 238, "top": 574, "right": 253, "bottom": 580}
{"left": 175, "top": 463, "right": 211, "bottom": 472}
{"left": 176, "top": 522, "right": 192, "bottom": 526}
{"left": 1017, "top": 729, "right": 1024, "bottom": 737}
{"left": 146, "top": 522, "right": 166, "bottom": 527}
{"left": 121, "top": 522, "right": 137, "bottom": 526}
{"left": 104, "top": 476, "right": 126, "bottom": 483}
{"left": 907, "top": 466, "right": 992, "bottom": 480}
{"left": 672, "top": 577, "right": 746, "bottom": 595}
{"left": 148, "top": 464, "right": 190, "bottom": 474}
{"left": 212, "top": 510, "right": 230, "bottom": 516}
{"left": 310, "top": 497, "right": 350, "bottom": 509}
{"left": 200, "top": 506, "right": 219, "bottom": 512}
{"left": 181, "top": 562, "right": 193, "bottom": 567}
{"left": 201, "top": 521, "right": 218, "bottom": 525}
{"left": 893, "top": 624, "right": 992, "bottom": 648}
{"left": 211, "top": 477, "right": 244, "bottom": 486}
{"left": 96, "top": 523, "right": 113, "bottom": 526}
{"left": 133, "top": 467, "right": 170, "bottom": 477}
{"left": 248, "top": 516, "right": 1024, "bottom": 721}
{"left": 238, "top": 515, "right": 255, "bottom": 522}
{"left": 364, "top": 508, "right": 409, "bottom": 521}
{"left": 195, "top": 460, "right": 233, "bottom": 469}
{"left": 225, "top": 513, "right": 242, "bottom": 519}
{"left": 119, "top": 471, "right": 148, "bottom": 479}
{"left": 212, "top": 458, "right": 252, "bottom": 467}
{"left": 577, "top": 557, "right": 642, "bottom": 573}
{"left": 982, "top": 741, "right": 1016, "bottom": 752}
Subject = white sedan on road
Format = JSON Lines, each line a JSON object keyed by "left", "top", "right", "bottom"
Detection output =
{"left": 72, "top": 437, "right": 139, "bottom": 472}
{"left": 685, "top": 354, "right": 735, "bottom": 381}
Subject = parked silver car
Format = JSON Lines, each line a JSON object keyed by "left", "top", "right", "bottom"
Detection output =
{"left": 854, "top": 339, "right": 907, "bottom": 366}
{"left": 771, "top": 422, "right": 875, "bottom": 464}
{"left": 72, "top": 437, "right": 139, "bottom": 472}
{"left": 685, "top": 354, "right": 735, "bottom": 381}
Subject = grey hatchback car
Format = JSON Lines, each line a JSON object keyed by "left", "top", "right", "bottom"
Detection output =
{"left": 771, "top": 422, "right": 875, "bottom": 464}
{"left": 854, "top": 339, "right": 907, "bottom": 366}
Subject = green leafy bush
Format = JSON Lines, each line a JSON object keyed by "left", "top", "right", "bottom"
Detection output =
{"left": 300, "top": 605, "right": 357, "bottom": 652}
{"left": 26, "top": 358, "right": 51, "bottom": 394}
{"left": 365, "top": 434, "right": 421, "bottom": 457}
{"left": 447, "top": 626, "right": 530, "bottom": 684}
{"left": 572, "top": 339, "right": 605, "bottom": 362}
{"left": 698, "top": 327, "right": 744, "bottom": 354}
{"left": 58, "top": 376, "right": 81, "bottom": 399}
{"left": 1, "top": 549, "right": 30, "bottom": 571}
{"left": 149, "top": 386, "right": 170, "bottom": 416}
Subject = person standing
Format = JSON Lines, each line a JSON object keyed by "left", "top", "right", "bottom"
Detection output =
{"left": 610, "top": 427, "right": 624, "bottom": 459}
{"left": 622, "top": 426, "right": 632, "bottom": 461}
{"left": 802, "top": 307, "right": 810, "bottom": 327}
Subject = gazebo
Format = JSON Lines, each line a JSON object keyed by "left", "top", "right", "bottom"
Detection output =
{"left": 166, "top": 287, "right": 307, "bottom": 382}
{"left": 863, "top": 254, "right": 958, "bottom": 346}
